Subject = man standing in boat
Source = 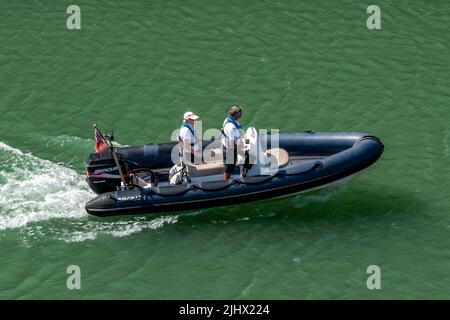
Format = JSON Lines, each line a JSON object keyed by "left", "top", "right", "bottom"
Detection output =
{"left": 221, "top": 105, "right": 245, "bottom": 180}
{"left": 179, "top": 111, "right": 202, "bottom": 164}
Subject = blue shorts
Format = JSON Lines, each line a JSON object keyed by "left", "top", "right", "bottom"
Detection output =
{"left": 223, "top": 146, "right": 237, "bottom": 174}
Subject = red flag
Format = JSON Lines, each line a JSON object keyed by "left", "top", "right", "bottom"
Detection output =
{"left": 94, "top": 127, "right": 108, "bottom": 155}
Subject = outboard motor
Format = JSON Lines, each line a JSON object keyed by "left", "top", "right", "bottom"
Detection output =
{"left": 85, "top": 153, "right": 129, "bottom": 194}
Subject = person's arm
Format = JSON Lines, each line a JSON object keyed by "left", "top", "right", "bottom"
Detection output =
{"left": 182, "top": 138, "right": 191, "bottom": 153}
{"left": 233, "top": 128, "right": 244, "bottom": 149}
{"left": 233, "top": 128, "right": 246, "bottom": 165}
{"left": 180, "top": 130, "right": 191, "bottom": 153}
{"left": 192, "top": 141, "right": 203, "bottom": 158}
{"left": 183, "top": 136, "right": 203, "bottom": 158}
{"left": 224, "top": 124, "right": 234, "bottom": 149}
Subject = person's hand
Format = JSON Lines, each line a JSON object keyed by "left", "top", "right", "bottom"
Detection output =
{"left": 237, "top": 153, "right": 245, "bottom": 165}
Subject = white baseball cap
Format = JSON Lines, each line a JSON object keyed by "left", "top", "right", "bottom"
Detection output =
{"left": 183, "top": 111, "right": 199, "bottom": 120}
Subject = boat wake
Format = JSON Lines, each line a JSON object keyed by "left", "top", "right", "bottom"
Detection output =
{"left": 55, "top": 215, "right": 178, "bottom": 243}
{"left": 0, "top": 141, "right": 91, "bottom": 230}
{"left": 0, "top": 141, "right": 178, "bottom": 241}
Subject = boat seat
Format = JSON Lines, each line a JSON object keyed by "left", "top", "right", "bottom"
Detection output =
{"left": 129, "top": 169, "right": 157, "bottom": 188}
{"left": 186, "top": 162, "right": 225, "bottom": 178}
{"left": 130, "top": 174, "right": 151, "bottom": 188}
{"left": 265, "top": 148, "right": 289, "bottom": 168}
{"left": 186, "top": 148, "right": 288, "bottom": 178}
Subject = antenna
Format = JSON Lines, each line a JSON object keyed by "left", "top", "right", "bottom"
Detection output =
{"left": 111, "top": 121, "right": 115, "bottom": 141}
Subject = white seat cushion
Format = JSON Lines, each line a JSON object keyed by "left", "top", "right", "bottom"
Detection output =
{"left": 265, "top": 148, "right": 289, "bottom": 168}
{"left": 186, "top": 162, "right": 225, "bottom": 177}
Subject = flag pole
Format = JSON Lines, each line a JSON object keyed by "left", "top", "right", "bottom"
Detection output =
{"left": 93, "top": 124, "right": 128, "bottom": 190}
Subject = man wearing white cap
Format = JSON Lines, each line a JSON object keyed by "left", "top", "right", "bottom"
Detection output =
{"left": 178, "top": 111, "right": 202, "bottom": 164}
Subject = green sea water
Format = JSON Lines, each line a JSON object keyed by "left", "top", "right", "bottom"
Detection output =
{"left": 0, "top": 0, "right": 449, "bottom": 299}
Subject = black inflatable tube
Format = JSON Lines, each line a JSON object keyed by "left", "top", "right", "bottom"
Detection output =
{"left": 85, "top": 135, "right": 384, "bottom": 216}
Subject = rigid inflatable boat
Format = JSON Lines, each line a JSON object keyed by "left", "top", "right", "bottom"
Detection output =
{"left": 85, "top": 129, "right": 383, "bottom": 217}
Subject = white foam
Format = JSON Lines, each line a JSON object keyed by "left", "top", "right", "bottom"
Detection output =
{"left": 0, "top": 141, "right": 92, "bottom": 230}
{"left": 0, "top": 141, "right": 24, "bottom": 156}
{"left": 0, "top": 141, "right": 179, "bottom": 240}
{"left": 58, "top": 215, "right": 179, "bottom": 242}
